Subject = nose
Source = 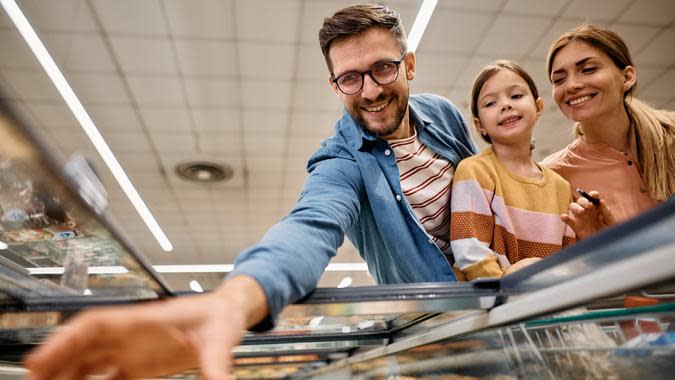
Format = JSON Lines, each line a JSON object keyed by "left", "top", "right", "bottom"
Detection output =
{"left": 566, "top": 73, "right": 582, "bottom": 93}
{"left": 360, "top": 73, "right": 383, "bottom": 100}
{"left": 501, "top": 101, "right": 512, "bottom": 112}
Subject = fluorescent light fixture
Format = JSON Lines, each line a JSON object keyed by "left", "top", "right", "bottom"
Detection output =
{"left": 324, "top": 263, "right": 368, "bottom": 271}
{"left": 0, "top": 0, "right": 173, "bottom": 252}
{"left": 27, "top": 266, "right": 129, "bottom": 275}
{"left": 189, "top": 280, "right": 204, "bottom": 293}
{"left": 308, "top": 316, "right": 324, "bottom": 329}
{"left": 83, "top": 288, "right": 93, "bottom": 295}
{"left": 337, "top": 276, "right": 352, "bottom": 288}
{"left": 0, "top": 241, "right": 7, "bottom": 250}
{"left": 406, "top": 0, "right": 438, "bottom": 52}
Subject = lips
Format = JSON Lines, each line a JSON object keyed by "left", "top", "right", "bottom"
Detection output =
{"left": 362, "top": 98, "right": 391, "bottom": 113}
{"left": 498, "top": 115, "right": 522, "bottom": 126}
{"left": 567, "top": 94, "right": 595, "bottom": 106}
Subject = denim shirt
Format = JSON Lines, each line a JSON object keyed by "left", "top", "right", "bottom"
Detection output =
{"left": 230, "top": 94, "right": 477, "bottom": 329}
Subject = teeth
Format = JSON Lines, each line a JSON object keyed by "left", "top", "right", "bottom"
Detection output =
{"left": 364, "top": 99, "right": 389, "bottom": 112}
{"left": 569, "top": 95, "right": 592, "bottom": 105}
{"left": 500, "top": 116, "right": 519, "bottom": 125}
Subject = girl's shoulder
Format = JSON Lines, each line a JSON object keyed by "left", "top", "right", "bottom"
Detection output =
{"left": 454, "top": 148, "right": 498, "bottom": 181}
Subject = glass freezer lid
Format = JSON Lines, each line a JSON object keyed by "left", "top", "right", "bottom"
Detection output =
{"left": 0, "top": 102, "right": 170, "bottom": 307}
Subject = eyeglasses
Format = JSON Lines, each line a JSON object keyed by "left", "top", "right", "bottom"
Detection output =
{"left": 331, "top": 53, "right": 406, "bottom": 95}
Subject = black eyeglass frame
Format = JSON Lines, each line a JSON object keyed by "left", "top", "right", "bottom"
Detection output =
{"left": 331, "top": 53, "right": 407, "bottom": 95}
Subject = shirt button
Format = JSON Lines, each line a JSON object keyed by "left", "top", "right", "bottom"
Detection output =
{"left": 395, "top": 194, "right": 402, "bottom": 201}
{"left": 640, "top": 187, "right": 647, "bottom": 193}
{"left": 384, "top": 149, "right": 391, "bottom": 156}
{"left": 627, "top": 160, "right": 633, "bottom": 166}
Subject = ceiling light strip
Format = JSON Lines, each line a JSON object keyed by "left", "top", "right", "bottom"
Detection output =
{"left": 0, "top": 0, "right": 173, "bottom": 252}
{"left": 406, "top": 0, "right": 438, "bottom": 53}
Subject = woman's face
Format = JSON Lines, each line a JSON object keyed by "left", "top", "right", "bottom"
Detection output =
{"left": 549, "top": 41, "right": 635, "bottom": 125}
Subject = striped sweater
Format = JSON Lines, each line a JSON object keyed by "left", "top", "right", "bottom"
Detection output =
{"left": 450, "top": 147, "right": 575, "bottom": 281}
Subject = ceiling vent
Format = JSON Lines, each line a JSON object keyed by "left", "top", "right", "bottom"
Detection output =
{"left": 175, "top": 161, "right": 233, "bottom": 183}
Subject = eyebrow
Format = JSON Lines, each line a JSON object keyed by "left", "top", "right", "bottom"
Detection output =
{"left": 334, "top": 56, "right": 401, "bottom": 78}
{"left": 479, "top": 84, "right": 527, "bottom": 100}
{"left": 551, "top": 56, "right": 595, "bottom": 76}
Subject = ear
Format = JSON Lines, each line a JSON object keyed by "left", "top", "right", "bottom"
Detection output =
{"left": 535, "top": 97, "right": 544, "bottom": 117}
{"left": 404, "top": 51, "right": 416, "bottom": 80}
{"left": 473, "top": 117, "right": 486, "bottom": 136}
{"left": 623, "top": 65, "right": 636, "bottom": 93}
{"left": 328, "top": 75, "right": 339, "bottom": 96}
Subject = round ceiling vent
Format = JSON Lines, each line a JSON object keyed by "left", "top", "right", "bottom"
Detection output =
{"left": 175, "top": 161, "right": 233, "bottom": 183}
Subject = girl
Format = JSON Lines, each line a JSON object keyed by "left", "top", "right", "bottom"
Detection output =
{"left": 450, "top": 61, "right": 577, "bottom": 281}
{"left": 544, "top": 24, "right": 675, "bottom": 233}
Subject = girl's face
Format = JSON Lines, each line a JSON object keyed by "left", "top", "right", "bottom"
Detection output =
{"left": 474, "top": 69, "right": 543, "bottom": 146}
{"left": 549, "top": 41, "right": 636, "bottom": 125}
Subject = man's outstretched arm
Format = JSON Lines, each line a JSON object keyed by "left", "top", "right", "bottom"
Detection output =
{"left": 25, "top": 274, "right": 269, "bottom": 380}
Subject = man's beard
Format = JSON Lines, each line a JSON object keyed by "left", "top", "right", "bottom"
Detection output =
{"left": 349, "top": 92, "right": 409, "bottom": 137}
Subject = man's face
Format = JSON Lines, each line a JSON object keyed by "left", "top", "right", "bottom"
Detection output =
{"left": 328, "top": 28, "right": 415, "bottom": 138}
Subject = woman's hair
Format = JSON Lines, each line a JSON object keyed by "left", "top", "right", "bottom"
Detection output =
{"left": 470, "top": 60, "right": 540, "bottom": 144}
{"left": 547, "top": 24, "right": 675, "bottom": 201}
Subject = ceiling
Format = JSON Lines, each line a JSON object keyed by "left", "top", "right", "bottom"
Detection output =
{"left": 1, "top": 0, "right": 674, "bottom": 291}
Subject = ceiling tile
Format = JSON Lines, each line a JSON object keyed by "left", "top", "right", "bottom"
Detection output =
{"left": 636, "top": 28, "right": 675, "bottom": 66}
{"left": 67, "top": 73, "right": 130, "bottom": 105}
{"left": 414, "top": 53, "right": 468, "bottom": 89}
{"left": 610, "top": 24, "right": 661, "bottom": 56}
{"left": 295, "top": 44, "right": 329, "bottom": 81}
{"left": 421, "top": 9, "right": 494, "bottom": 53}
{"left": 0, "top": 29, "right": 53, "bottom": 70}
{"left": 502, "top": 0, "right": 567, "bottom": 16}
{"left": 26, "top": 103, "right": 78, "bottom": 128}
{"left": 103, "top": 130, "right": 152, "bottom": 153}
{"left": 141, "top": 106, "right": 192, "bottom": 132}
{"left": 127, "top": 75, "right": 185, "bottom": 106}
{"left": 116, "top": 151, "right": 163, "bottom": 171}
{"left": 150, "top": 131, "right": 197, "bottom": 153}
{"left": 562, "top": 0, "right": 631, "bottom": 21}
{"left": 299, "top": 0, "right": 358, "bottom": 44}
{"left": 63, "top": 34, "right": 116, "bottom": 73}
{"left": 236, "top": 0, "right": 300, "bottom": 43}
{"left": 191, "top": 108, "right": 241, "bottom": 134}
{"left": 183, "top": 78, "right": 238, "bottom": 107}
{"left": 197, "top": 132, "right": 243, "bottom": 156}
{"left": 92, "top": 0, "right": 167, "bottom": 36}
{"left": 0, "top": 69, "right": 62, "bottom": 101}
{"left": 13, "top": 0, "right": 97, "bottom": 32}
{"left": 618, "top": 0, "right": 675, "bottom": 26}
{"left": 452, "top": 55, "right": 503, "bottom": 90}
{"left": 242, "top": 109, "right": 287, "bottom": 135}
{"left": 436, "top": 0, "right": 506, "bottom": 11}
{"left": 174, "top": 40, "right": 236, "bottom": 77}
{"left": 477, "top": 15, "right": 552, "bottom": 58}
{"left": 288, "top": 110, "right": 339, "bottom": 138}
{"left": 241, "top": 80, "right": 292, "bottom": 109}
{"left": 239, "top": 42, "right": 295, "bottom": 80}
{"left": 292, "top": 81, "right": 341, "bottom": 112}
{"left": 527, "top": 19, "right": 585, "bottom": 60}
{"left": 85, "top": 104, "right": 141, "bottom": 132}
{"left": 641, "top": 69, "right": 675, "bottom": 98}
{"left": 163, "top": 0, "right": 235, "bottom": 39}
{"left": 109, "top": 37, "right": 177, "bottom": 74}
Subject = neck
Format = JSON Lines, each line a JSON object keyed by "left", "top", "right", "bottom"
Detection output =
{"left": 492, "top": 141, "right": 541, "bottom": 179}
{"left": 579, "top": 104, "right": 632, "bottom": 152}
{"left": 383, "top": 108, "right": 413, "bottom": 140}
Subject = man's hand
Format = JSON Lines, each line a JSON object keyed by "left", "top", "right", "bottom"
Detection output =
{"left": 561, "top": 190, "right": 617, "bottom": 240}
{"left": 25, "top": 275, "right": 268, "bottom": 380}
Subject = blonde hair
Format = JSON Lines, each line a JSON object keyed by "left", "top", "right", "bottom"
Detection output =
{"left": 547, "top": 24, "right": 675, "bottom": 201}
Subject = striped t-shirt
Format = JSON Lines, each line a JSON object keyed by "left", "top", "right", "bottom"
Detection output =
{"left": 390, "top": 131, "right": 454, "bottom": 254}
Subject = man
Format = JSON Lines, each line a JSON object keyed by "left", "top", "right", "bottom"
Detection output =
{"left": 25, "top": 5, "right": 476, "bottom": 379}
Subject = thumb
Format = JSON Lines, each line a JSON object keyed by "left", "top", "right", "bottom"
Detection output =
{"left": 190, "top": 329, "right": 232, "bottom": 380}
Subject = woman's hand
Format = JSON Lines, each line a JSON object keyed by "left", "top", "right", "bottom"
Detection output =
{"left": 562, "top": 190, "right": 617, "bottom": 239}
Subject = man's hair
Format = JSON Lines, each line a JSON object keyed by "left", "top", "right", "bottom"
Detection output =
{"left": 319, "top": 4, "right": 407, "bottom": 75}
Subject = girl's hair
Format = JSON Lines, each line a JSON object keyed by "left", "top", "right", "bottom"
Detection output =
{"left": 547, "top": 24, "right": 675, "bottom": 201}
{"left": 470, "top": 60, "right": 540, "bottom": 144}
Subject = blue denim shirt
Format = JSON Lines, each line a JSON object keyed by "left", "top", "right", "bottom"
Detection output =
{"left": 230, "top": 94, "right": 477, "bottom": 329}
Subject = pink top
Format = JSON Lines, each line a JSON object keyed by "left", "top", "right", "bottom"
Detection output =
{"left": 542, "top": 137, "right": 658, "bottom": 223}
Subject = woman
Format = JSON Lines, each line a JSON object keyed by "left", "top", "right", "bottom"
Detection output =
{"left": 543, "top": 24, "right": 675, "bottom": 231}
